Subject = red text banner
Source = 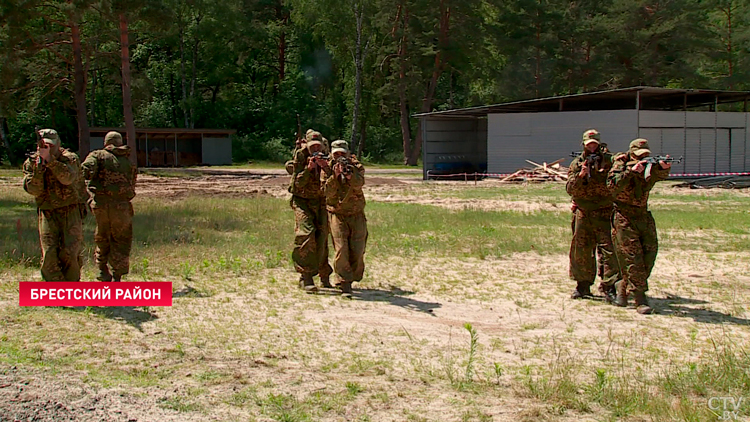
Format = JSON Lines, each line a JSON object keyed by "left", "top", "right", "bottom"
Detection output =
{"left": 19, "top": 282, "right": 173, "bottom": 307}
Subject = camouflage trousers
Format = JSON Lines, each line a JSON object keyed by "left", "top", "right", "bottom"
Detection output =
{"left": 569, "top": 207, "right": 620, "bottom": 290}
{"left": 611, "top": 208, "right": 658, "bottom": 294}
{"left": 329, "top": 212, "right": 367, "bottom": 283}
{"left": 38, "top": 204, "right": 83, "bottom": 281}
{"left": 93, "top": 201, "right": 134, "bottom": 277}
{"left": 291, "top": 196, "right": 333, "bottom": 278}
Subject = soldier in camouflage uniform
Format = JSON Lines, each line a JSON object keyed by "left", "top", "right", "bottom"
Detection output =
{"left": 81, "top": 131, "right": 137, "bottom": 282}
{"left": 324, "top": 140, "right": 367, "bottom": 297}
{"left": 567, "top": 129, "right": 621, "bottom": 302}
{"left": 286, "top": 129, "right": 329, "bottom": 175}
{"left": 607, "top": 138, "right": 672, "bottom": 314}
{"left": 289, "top": 134, "right": 334, "bottom": 292}
{"left": 22, "top": 129, "right": 84, "bottom": 281}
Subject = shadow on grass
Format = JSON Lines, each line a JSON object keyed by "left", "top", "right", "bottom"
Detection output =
{"left": 88, "top": 306, "right": 158, "bottom": 332}
{"left": 652, "top": 293, "right": 750, "bottom": 325}
{"left": 351, "top": 285, "right": 441, "bottom": 315}
{"left": 173, "top": 284, "right": 211, "bottom": 298}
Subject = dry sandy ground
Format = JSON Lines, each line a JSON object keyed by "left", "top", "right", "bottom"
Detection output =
{"left": 1, "top": 174, "right": 749, "bottom": 421}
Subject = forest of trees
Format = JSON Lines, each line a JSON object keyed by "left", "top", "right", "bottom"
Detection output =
{"left": 0, "top": 0, "right": 748, "bottom": 166}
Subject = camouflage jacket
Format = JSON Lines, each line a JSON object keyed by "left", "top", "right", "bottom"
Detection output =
{"left": 324, "top": 156, "right": 365, "bottom": 215}
{"left": 81, "top": 145, "right": 137, "bottom": 205}
{"left": 288, "top": 148, "right": 331, "bottom": 199}
{"left": 566, "top": 148, "right": 615, "bottom": 211}
{"left": 23, "top": 148, "right": 83, "bottom": 210}
{"left": 607, "top": 153, "right": 670, "bottom": 209}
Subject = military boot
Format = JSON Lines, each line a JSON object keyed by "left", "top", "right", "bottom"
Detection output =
{"left": 599, "top": 284, "right": 617, "bottom": 304}
{"left": 298, "top": 274, "right": 317, "bottom": 293}
{"left": 97, "top": 267, "right": 112, "bottom": 282}
{"left": 614, "top": 280, "right": 628, "bottom": 307}
{"left": 570, "top": 282, "right": 592, "bottom": 299}
{"left": 339, "top": 281, "right": 352, "bottom": 298}
{"left": 634, "top": 291, "right": 653, "bottom": 315}
{"left": 320, "top": 276, "right": 333, "bottom": 289}
{"left": 112, "top": 271, "right": 123, "bottom": 282}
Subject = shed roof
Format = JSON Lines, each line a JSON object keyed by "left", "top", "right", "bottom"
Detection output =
{"left": 90, "top": 127, "right": 236, "bottom": 140}
{"left": 413, "top": 86, "right": 750, "bottom": 118}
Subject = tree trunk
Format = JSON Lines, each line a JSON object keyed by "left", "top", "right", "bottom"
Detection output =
{"left": 190, "top": 38, "right": 199, "bottom": 129}
{"left": 179, "top": 19, "right": 189, "bottom": 128}
{"left": 724, "top": 3, "right": 734, "bottom": 87}
{"left": 350, "top": 1, "right": 364, "bottom": 154}
{"left": 275, "top": 3, "right": 288, "bottom": 92}
{"left": 394, "top": 4, "right": 412, "bottom": 164}
{"left": 407, "top": 0, "right": 450, "bottom": 166}
{"left": 71, "top": 22, "right": 90, "bottom": 157}
{"left": 0, "top": 116, "right": 9, "bottom": 160}
{"left": 90, "top": 67, "right": 97, "bottom": 126}
{"left": 211, "top": 83, "right": 220, "bottom": 103}
{"left": 120, "top": 13, "right": 137, "bottom": 164}
{"left": 189, "top": 15, "right": 201, "bottom": 129}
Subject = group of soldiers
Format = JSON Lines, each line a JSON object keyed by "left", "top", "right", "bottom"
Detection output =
{"left": 21, "top": 125, "right": 668, "bottom": 314}
{"left": 567, "top": 129, "right": 672, "bottom": 315}
{"left": 286, "top": 130, "right": 368, "bottom": 297}
{"left": 22, "top": 129, "right": 137, "bottom": 283}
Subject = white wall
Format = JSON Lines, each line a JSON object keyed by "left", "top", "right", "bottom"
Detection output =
{"left": 487, "top": 110, "right": 638, "bottom": 174}
{"left": 639, "top": 111, "right": 749, "bottom": 173}
{"left": 487, "top": 110, "right": 749, "bottom": 174}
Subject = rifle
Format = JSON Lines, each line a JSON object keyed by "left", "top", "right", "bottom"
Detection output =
{"left": 570, "top": 151, "right": 601, "bottom": 182}
{"left": 295, "top": 114, "right": 303, "bottom": 149}
{"left": 34, "top": 125, "right": 44, "bottom": 165}
{"left": 335, "top": 155, "right": 353, "bottom": 178}
{"left": 641, "top": 155, "right": 683, "bottom": 179}
{"left": 311, "top": 151, "right": 329, "bottom": 161}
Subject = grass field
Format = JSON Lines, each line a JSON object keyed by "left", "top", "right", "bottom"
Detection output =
{"left": 1, "top": 175, "right": 750, "bottom": 421}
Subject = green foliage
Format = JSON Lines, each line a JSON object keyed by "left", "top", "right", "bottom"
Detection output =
{"left": 2, "top": 0, "right": 748, "bottom": 165}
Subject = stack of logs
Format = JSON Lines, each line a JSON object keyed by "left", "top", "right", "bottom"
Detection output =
{"left": 500, "top": 159, "right": 569, "bottom": 182}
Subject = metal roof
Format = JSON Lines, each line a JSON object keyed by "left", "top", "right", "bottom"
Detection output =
{"left": 414, "top": 86, "right": 750, "bottom": 118}
{"left": 90, "top": 127, "right": 236, "bottom": 140}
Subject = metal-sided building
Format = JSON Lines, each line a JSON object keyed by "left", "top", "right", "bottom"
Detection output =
{"left": 90, "top": 127, "right": 235, "bottom": 167}
{"left": 415, "top": 87, "right": 750, "bottom": 179}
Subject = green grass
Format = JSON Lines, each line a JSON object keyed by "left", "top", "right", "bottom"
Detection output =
{"left": 5, "top": 183, "right": 750, "bottom": 277}
{"left": 3, "top": 178, "right": 750, "bottom": 421}
{"left": 520, "top": 334, "right": 750, "bottom": 421}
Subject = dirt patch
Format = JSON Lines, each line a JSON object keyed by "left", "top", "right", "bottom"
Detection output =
{"left": 135, "top": 174, "right": 407, "bottom": 200}
{"left": 0, "top": 367, "right": 204, "bottom": 422}
{"left": 369, "top": 194, "right": 567, "bottom": 212}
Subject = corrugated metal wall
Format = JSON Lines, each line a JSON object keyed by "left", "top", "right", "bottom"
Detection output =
{"left": 487, "top": 110, "right": 638, "bottom": 174}
{"left": 485, "top": 110, "right": 749, "bottom": 174}
{"left": 639, "top": 111, "right": 748, "bottom": 174}
{"left": 423, "top": 118, "right": 487, "bottom": 177}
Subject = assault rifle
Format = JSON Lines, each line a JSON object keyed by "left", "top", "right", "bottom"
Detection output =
{"left": 640, "top": 155, "right": 683, "bottom": 179}
{"left": 311, "top": 151, "right": 329, "bottom": 161}
{"left": 570, "top": 151, "right": 601, "bottom": 182}
{"left": 336, "top": 155, "right": 353, "bottom": 177}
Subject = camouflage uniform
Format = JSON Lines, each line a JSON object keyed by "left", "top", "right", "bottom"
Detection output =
{"left": 325, "top": 141, "right": 367, "bottom": 295}
{"left": 22, "top": 129, "right": 84, "bottom": 281}
{"left": 566, "top": 129, "right": 621, "bottom": 301}
{"left": 286, "top": 129, "right": 328, "bottom": 174}
{"left": 607, "top": 138, "right": 671, "bottom": 314}
{"left": 289, "top": 138, "right": 333, "bottom": 291}
{"left": 81, "top": 131, "right": 137, "bottom": 282}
